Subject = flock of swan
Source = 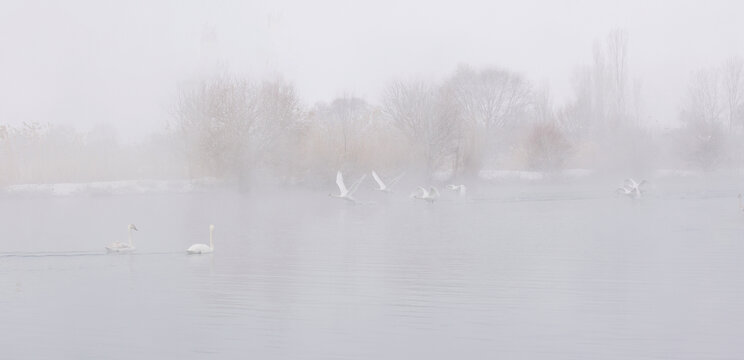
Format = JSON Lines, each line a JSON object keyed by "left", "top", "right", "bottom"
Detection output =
{"left": 103, "top": 175, "right": 739, "bottom": 255}
{"left": 330, "top": 170, "right": 466, "bottom": 204}
{"left": 105, "top": 224, "right": 215, "bottom": 255}
{"left": 331, "top": 170, "right": 652, "bottom": 205}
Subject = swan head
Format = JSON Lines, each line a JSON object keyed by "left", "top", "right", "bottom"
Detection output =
{"left": 128, "top": 224, "right": 138, "bottom": 231}
{"left": 209, "top": 224, "right": 215, "bottom": 231}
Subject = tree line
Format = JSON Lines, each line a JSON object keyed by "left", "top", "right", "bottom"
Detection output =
{"left": 1, "top": 30, "right": 743, "bottom": 186}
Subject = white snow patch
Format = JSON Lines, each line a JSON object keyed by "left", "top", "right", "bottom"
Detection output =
{"left": 561, "top": 169, "right": 594, "bottom": 178}
{"left": 479, "top": 169, "right": 594, "bottom": 182}
{"left": 3, "top": 178, "right": 221, "bottom": 196}
{"left": 653, "top": 169, "right": 703, "bottom": 178}
{"left": 479, "top": 170, "right": 544, "bottom": 181}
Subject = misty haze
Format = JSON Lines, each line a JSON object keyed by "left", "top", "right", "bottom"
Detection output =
{"left": 1, "top": 1, "right": 744, "bottom": 359}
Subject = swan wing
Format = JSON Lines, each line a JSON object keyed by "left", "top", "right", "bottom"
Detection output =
{"left": 625, "top": 178, "right": 638, "bottom": 188}
{"left": 371, "top": 171, "right": 385, "bottom": 189}
{"left": 388, "top": 172, "right": 405, "bottom": 186}
{"left": 418, "top": 186, "right": 429, "bottom": 197}
{"left": 336, "top": 171, "right": 349, "bottom": 196}
{"left": 348, "top": 174, "right": 367, "bottom": 196}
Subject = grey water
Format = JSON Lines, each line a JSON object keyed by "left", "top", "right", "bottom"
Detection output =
{"left": 1, "top": 179, "right": 744, "bottom": 359}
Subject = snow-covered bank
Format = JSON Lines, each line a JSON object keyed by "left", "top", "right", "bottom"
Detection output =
{"left": 479, "top": 169, "right": 595, "bottom": 182}
{"left": 478, "top": 168, "right": 744, "bottom": 183}
{"left": 2, "top": 178, "right": 222, "bottom": 197}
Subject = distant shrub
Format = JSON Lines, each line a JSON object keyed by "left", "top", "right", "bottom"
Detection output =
{"left": 523, "top": 123, "right": 572, "bottom": 172}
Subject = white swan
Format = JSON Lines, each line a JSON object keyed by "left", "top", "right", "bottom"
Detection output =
{"left": 106, "top": 224, "right": 138, "bottom": 253}
{"left": 616, "top": 178, "right": 646, "bottom": 199}
{"left": 187, "top": 224, "right": 215, "bottom": 254}
{"left": 371, "top": 171, "right": 404, "bottom": 193}
{"left": 412, "top": 186, "right": 440, "bottom": 203}
{"left": 329, "top": 171, "right": 367, "bottom": 203}
{"left": 446, "top": 184, "right": 467, "bottom": 196}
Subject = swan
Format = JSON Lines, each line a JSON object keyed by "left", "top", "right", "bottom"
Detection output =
{"left": 187, "top": 224, "right": 215, "bottom": 254}
{"left": 625, "top": 178, "right": 646, "bottom": 190}
{"left": 446, "top": 184, "right": 467, "bottom": 196}
{"left": 106, "top": 224, "right": 138, "bottom": 253}
{"left": 616, "top": 178, "right": 646, "bottom": 199}
{"left": 371, "top": 171, "right": 404, "bottom": 193}
{"left": 329, "top": 171, "right": 367, "bottom": 203}
{"left": 412, "top": 186, "right": 440, "bottom": 203}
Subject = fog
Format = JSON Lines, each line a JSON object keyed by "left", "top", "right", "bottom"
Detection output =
{"left": 1, "top": 0, "right": 742, "bottom": 141}
{"left": 2, "top": 1, "right": 744, "bottom": 359}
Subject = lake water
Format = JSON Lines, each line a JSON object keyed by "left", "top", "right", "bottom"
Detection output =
{"left": 1, "top": 178, "right": 743, "bottom": 359}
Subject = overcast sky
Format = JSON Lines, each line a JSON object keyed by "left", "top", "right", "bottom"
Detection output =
{"left": 0, "top": 0, "right": 742, "bottom": 142}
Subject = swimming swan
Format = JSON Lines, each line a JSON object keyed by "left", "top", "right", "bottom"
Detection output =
{"left": 412, "top": 186, "right": 440, "bottom": 203}
{"left": 187, "top": 224, "right": 215, "bottom": 254}
{"left": 106, "top": 224, "right": 138, "bottom": 253}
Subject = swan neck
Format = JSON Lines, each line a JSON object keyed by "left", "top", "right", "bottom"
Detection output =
{"left": 128, "top": 228, "right": 133, "bottom": 246}
{"left": 209, "top": 228, "right": 214, "bottom": 249}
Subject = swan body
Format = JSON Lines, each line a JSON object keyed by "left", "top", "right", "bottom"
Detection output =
{"left": 371, "top": 171, "right": 404, "bottom": 193}
{"left": 616, "top": 178, "right": 646, "bottom": 199}
{"left": 446, "top": 184, "right": 467, "bottom": 196}
{"left": 329, "top": 171, "right": 367, "bottom": 204}
{"left": 106, "top": 224, "right": 138, "bottom": 253}
{"left": 187, "top": 224, "right": 215, "bottom": 254}
{"left": 412, "top": 186, "right": 440, "bottom": 203}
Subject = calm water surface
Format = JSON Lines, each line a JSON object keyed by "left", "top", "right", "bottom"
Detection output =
{"left": 1, "top": 179, "right": 743, "bottom": 359}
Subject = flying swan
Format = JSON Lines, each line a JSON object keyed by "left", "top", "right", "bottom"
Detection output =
{"left": 187, "top": 224, "right": 215, "bottom": 254}
{"left": 446, "top": 184, "right": 467, "bottom": 196}
{"left": 616, "top": 178, "right": 646, "bottom": 199}
{"left": 106, "top": 224, "right": 138, "bottom": 253}
{"left": 329, "top": 171, "right": 367, "bottom": 204}
{"left": 371, "top": 171, "right": 404, "bottom": 193}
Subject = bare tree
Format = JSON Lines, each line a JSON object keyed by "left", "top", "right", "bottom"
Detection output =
{"left": 309, "top": 95, "right": 375, "bottom": 169}
{"left": 447, "top": 65, "right": 531, "bottom": 132}
{"left": 723, "top": 56, "right": 744, "bottom": 131}
{"left": 175, "top": 74, "right": 259, "bottom": 178}
{"left": 524, "top": 123, "right": 571, "bottom": 172}
{"left": 606, "top": 29, "right": 628, "bottom": 127}
{"left": 682, "top": 68, "right": 723, "bottom": 126}
{"left": 531, "top": 83, "right": 554, "bottom": 124}
{"left": 252, "top": 79, "right": 303, "bottom": 170}
{"left": 566, "top": 29, "right": 636, "bottom": 133}
{"left": 382, "top": 79, "right": 458, "bottom": 176}
{"left": 679, "top": 68, "right": 727, "bottom": 170}
{"left": 444, "top": 65, "right": 531, "bottom": 174}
